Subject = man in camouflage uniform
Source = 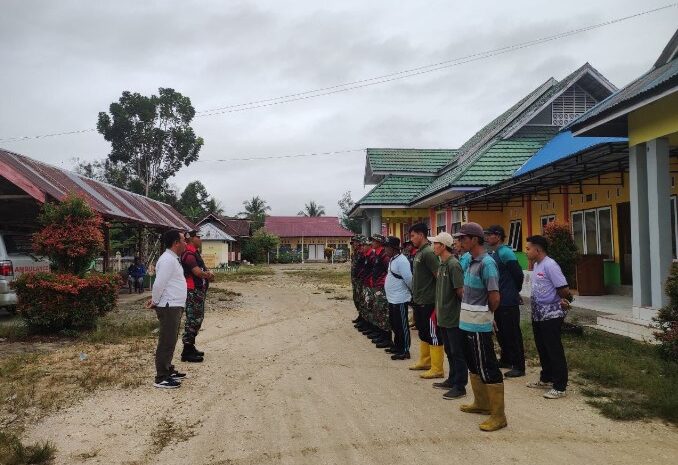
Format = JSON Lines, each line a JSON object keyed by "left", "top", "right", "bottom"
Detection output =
{"left": 357, "top": 237, "right": 376, "bottom": 336}
{"left": 180, "top": 230, "right": 214, "bottom": 363}
{"left": 350, "top": 235, "right": 366, "bottom": 327}
{"left": 365, "top": 234, "right": 392, "bottom": 349}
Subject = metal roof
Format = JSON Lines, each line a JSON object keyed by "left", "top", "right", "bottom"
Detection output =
{"left": 264, "top": 216, "right": 354, "bottom": 238}
{"left": 0, "top": 149, "right": 193, "bottom": 230}
{"left": 363, "top": 148, "right": 458, "bottom": 184}
{"left": 449, "top": 141, "right": 630, "bottom": 209}
{"left": 515, "top": 131, "right": 628, "bottom": 176}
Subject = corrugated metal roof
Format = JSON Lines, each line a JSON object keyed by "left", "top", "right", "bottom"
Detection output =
{"left": 0, "top": 149, "right": 193, "bottom": 230}
{"left": 357, "top": 175, "right": 435, "bottom": 205}
{"left": 515, "top": 131, "right": 628, "bottom": 176}
{"left": 264, "top": 216, "right": 354, "bottom": 238}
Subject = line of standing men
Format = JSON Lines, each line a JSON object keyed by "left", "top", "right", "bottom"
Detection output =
{"left": 147, "top": 229, "right": 214, "bottom": 389}
{"left": 350, "top": 221, "right": 573, "bottom": 431}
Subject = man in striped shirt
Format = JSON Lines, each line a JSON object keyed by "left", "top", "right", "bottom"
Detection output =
{"left": 454, "top": 222, "right": 507, "bottom": 432}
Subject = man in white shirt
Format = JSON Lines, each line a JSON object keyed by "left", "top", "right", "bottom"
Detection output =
{"left": 147, "top": 230, "right": 188, "bottom": 389}
{"left": 383, "top": 236, "right": 413, "bottom": 360}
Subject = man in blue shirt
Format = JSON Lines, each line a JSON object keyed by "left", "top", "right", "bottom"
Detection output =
{"left": 454, "top": 222, "right": 507, "bottom": 432}
{"left": 383, "top": 236, "right": 413, "bottom": 360}
{"left": 485, "top": 225, "right": 525, "bottom": 378}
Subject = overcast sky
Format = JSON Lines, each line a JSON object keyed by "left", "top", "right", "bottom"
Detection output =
{"left": 1, "top": 1, "right": 676, "bottom": 216}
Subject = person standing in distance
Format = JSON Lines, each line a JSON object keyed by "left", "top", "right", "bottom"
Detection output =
{"left": 147, "top": 230, "right": 188, "bottom": 389}
{"left": 484, "top": 225, "right": 526, "bottom": 378}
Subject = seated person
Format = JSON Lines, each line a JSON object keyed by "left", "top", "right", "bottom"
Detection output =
{"left": 127, "top": 257, "right": 147, "bottom": 293}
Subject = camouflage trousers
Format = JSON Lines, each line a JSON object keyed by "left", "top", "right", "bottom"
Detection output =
{"left": 352, "top": 280, "right": 364, "bottom": 316}
{"left": 365, "top": 287, "right": 390, "bottom": 332}
{"left": 182, "top": 288, "right": 206, "bottom": 345}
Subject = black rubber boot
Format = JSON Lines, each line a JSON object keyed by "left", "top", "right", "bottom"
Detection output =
{"left": 181, "top": 344, "right": 204, "bottom": 363}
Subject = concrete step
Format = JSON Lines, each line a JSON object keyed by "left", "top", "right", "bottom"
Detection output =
{"left": 592, "top": 314, "right": 658, "bottom": 343}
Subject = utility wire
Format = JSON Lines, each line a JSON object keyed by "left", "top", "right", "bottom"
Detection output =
{"left": 0, "top": 3, "right": 675, "bottom": 143}
{"left": 194, "top": 147, "right": 365, "bottom": 162}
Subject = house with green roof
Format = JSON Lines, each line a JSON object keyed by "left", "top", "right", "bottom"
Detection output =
{"left": 350, "top": 63, "right": 618, "bottom": 245}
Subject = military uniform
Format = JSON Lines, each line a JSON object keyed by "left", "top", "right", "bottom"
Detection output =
{"left": 180, "top": 243, "right": 208, "bottom": 361}
{"left": 350, "top": 236, "right": 366, "bottom": 324}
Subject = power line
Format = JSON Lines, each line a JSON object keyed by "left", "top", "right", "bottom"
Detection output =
{"left": 0, "top": 3, "right": 675, "bottom": 143}
{"left": 195, "top": 147, "right": 365, "bottom": 162}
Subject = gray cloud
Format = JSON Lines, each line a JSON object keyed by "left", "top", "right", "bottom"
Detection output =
{"left": 1, "top": 0, "right": 676, "bottom": 216}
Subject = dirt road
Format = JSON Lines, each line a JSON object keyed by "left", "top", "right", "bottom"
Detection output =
{"left": 25, "top": 265, "right": 677, "bottom": 464}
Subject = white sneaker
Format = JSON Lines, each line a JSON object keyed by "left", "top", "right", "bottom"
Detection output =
{"left": 526, "top": 380, "right": 553, "bottom": 389}
{"left": 543, "top": 388, "right": 567, "bottom": 399}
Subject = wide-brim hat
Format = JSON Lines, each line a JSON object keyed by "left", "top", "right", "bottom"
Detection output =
{"left": 370, "top": 234, "right": 387, "bottom": 245}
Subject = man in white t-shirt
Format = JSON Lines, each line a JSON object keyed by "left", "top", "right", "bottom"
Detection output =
{"left": 384, "top": 236, "right": 412, "bottom": 360}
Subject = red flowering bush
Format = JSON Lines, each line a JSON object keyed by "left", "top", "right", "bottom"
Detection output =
{"left": 13, "top": 272, "right": 120, "bottom": 333}
{"left": 33, "top": 193, "right": 104, "bottom": 275}
{"left": 655, "top": 263, "right": 678, "bottom": 361}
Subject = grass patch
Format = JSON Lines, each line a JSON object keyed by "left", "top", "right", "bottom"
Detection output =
{"left": 329, "top": 295, "right": 350, "bottom": 301}
{"left": 0, "top": 431, "right": 56, "bottom": 465}
{"left": 0, "top": 317, "right": 29, "bottom": 341}
{"left": 207, "top": 287, "right": 242, "bottom": 302}
{"left": 81, "top": 313, "right": 157, "bottom": 344}
{"left": 521, "top": 321, "right": 678, "bottom": 424}
{"left": 214, "top": 266, "right": 274, "bottom": 283}
{"left": 284, "top": 269, "right": 350, "bottom": 287}
{"left": 150, "top": 417, "right": 197, "bottom": 453}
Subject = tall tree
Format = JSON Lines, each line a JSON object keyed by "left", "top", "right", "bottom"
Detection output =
{"left": 298, "top": 200, "right": 325, "bottom": 217}
{"left": 338, "top": 191, "right": 362, "bottom": 233}
{"left": 177, "top": 180, "right": 224, "bottom": 221}
{"left": 97, "top": 87, "right": 204, "bottom": 199}
{"left": 240, "top": 196, "right": 270, "bottom": 230}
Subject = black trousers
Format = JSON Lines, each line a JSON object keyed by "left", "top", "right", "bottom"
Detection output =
{"left": 155, "top": 306, "right": 183, "bottom": 382}
{"left": 441, "top": 327, "right": 468, "bottom": 389}
{"left": 412, "top": 303, "right": 443, "bottom": 346}
{"left": 532, "top": 317, "right": 568, "bottom": 391}
{"left": 495, "top": 305, "right": 526, "bottom": 371}
{"left": 461, "top": 330, "right": 503, "bottom": 384}
{"left": 388, "top": 302, "right": 411, "bottom": 353}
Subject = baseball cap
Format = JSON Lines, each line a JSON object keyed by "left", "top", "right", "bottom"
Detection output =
{"left": 452, "top": 222, "right": 485, "bottom": 239}
{"left": 484, "top": 225, "right": 505, "bottom": 237}
{"left": 427, "top": 231, "right": 454, "bottom": 248}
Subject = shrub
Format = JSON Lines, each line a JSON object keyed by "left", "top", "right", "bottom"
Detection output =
{"left": 655, "top": 263, "right": 678, "bottom": 361}
{"left": 242, "top": 229, "right": 280, "bottom": 263}
{"left": 33, "top": 192, "right": 104, "bottom": 275}
{"left": 543, "top": 221, "right": 578, "bottom": 287}
{"left": 12, "top": 272, "right": 120, "bottom": 333}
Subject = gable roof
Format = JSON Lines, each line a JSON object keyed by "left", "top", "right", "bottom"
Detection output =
{"left": 0, "top": 149, "right": 193, "bottom": 230}
{"left": 363, "top": 148, "right": 458, "bottom": 184}
{"left": 515, "top": 130, "right": 628, "bottom": 176}
{"left": 197, "top": 214, "right": 251, "bottom": 238}
{"left": 570, "top": 28, "right": 678, "bottom": 136}
{"left": 264, "top": 216, "right": 354, "bottom": 238}
{"left": 350, "top": 175, "right": 435, "bottom": 216}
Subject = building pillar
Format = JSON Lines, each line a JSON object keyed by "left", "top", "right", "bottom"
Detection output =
{"left": 629, "top": 143, "right": 652, "bottom": 316}
{"left": 361, "top": 216, "right": 370, "bottom": 237}
{"left": 646, "top": 138, "right": 671, "bottom": 313}
{"left": 369, "top": 209, "right": 382, "bottom": 238}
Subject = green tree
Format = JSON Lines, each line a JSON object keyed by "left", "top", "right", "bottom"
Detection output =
{"left": 177, "top": 181, "right": 223, "bottom": 221}
{"left": 240, "top": 196, "right": 270, "bottom": 230}
{"left": 242, "top": 228, "right": 280, "bottom": 264}
{"left": 543, "top": 222, "right": 579, "bottom": 288}
{"left": 338, "top": 191, "right": 362, "bottom": 233}
{"left": 298, "top": 200, "right": 325, "bottom": 217}
{"left": 97, "top": 87, "right": 204, "bottom": 199}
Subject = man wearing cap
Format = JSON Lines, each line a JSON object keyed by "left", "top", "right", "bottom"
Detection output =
{"left": 408, "top": 223, "right": 444, "bottom": 379}
{"left": 350, "top": 235, "right": 366, "bottom": 327}
{"left": 429, "top": 231, "right": 467, "bottom": 399}
{"left": 485, "top": 225, "right": 526, "bottom": 378}
{"left": 455, "top": 222, "right": 507, "bottom": 432}
{"left": 366, "top": 234, "right": 392, "bottom": 348}
{"left": 180, "top": 230, "right": 214, "bottom": 362}
{"left": 383, "top": 236, "right": 412, "bottom": 360}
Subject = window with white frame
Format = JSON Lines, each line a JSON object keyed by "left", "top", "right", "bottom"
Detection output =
{"left": 451, "top": 209, "right": 463, "bottom": 233}
{"left": 571, "top": 207, "right": 614, "bottom": 259}
{"left": 671, "top": 195, "right": 677, "bottom": 260}
{"left": 507, "top": 220, "right": 522, "bottom": 251}
{"left": 436, "top": 211, "right": 446, "bottom": 234}
{"left": 540, "top": 215, "right": 555, "bottom": 233}
{"left": 552, "top": 84, "right": 598, "bottom": 126}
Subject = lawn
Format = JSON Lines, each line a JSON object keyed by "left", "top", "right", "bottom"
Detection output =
{"left": 521, "top": 321, "right": 678, "bottom": 424}
{"left": 213, "top": 265, "right": 275, "bottom": 283}
{"left": 283, "top": 269, "right": 351, "bottom": 287}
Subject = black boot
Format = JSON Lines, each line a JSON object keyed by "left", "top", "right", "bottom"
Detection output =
{"left": 193, "top": 345, "right": 205, "bottom": 357}
{"left": 352, "top": 316, "right": 362, "bottom": 324}
{"left": 181, "top": 344, "right": 204, "bottom": 363}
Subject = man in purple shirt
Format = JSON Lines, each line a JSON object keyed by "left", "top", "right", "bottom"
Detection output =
{"left": 525, "top": 235, "right": 573, "bottom": 399}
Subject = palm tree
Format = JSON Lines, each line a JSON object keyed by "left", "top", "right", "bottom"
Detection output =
{"left": 240, "top": 196, "right": 271, "bottom": 229}
{"left": 298, "top": 200, "right": 325, "bottom": 217}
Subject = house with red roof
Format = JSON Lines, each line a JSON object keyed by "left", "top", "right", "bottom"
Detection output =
{"left": 264, "top": 216, "right": 354, "bottom": 261}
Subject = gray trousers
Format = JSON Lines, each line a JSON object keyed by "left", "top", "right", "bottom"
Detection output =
{"left": 155, "top": 306, "right": 183, "bottom": 382}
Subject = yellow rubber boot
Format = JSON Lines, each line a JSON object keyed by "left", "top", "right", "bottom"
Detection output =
{"left": 409, "top": 341, "right": 431, "bottom": 370}
{"left": 479, "top": 383, "right": 508, "bottom": 432}
{"left": 420, "top": 344, "right": 445, "bottom": 379}
{"left": 460, "top": 374, "right": 490, "bottom": 414}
